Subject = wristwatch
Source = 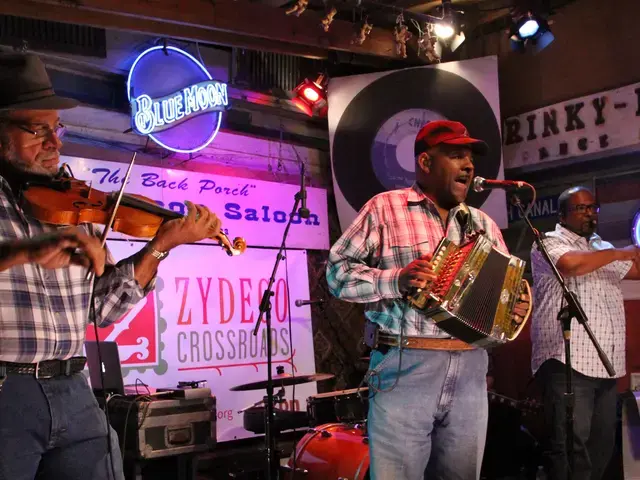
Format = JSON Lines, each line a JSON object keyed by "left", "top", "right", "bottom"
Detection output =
{"left": 148, "top": 245, "right": 169, "bottom": 261}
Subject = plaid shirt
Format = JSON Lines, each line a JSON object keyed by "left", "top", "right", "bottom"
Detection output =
{"left": 530, "top": 224, "right": 632, "bottom": 378}
{"left": 0, "top": 175, "right": 155, "bottom": 363}
{"left": 327, "top": 183, "right": 508, "bottom": 337}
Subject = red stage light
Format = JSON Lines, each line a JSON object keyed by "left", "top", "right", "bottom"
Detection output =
{"left": 302, "top": 86, "right": 320, "bottom": 103}
{"left": 292, "top": 74, "right": 327, "bottom": 116}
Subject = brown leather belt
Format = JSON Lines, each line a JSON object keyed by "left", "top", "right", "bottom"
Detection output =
{"left": 377, "top": 332, "right": 475, "bottom": 351}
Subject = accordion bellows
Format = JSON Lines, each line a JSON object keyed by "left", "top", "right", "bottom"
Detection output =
{"left": 407, "top": 234, "right": 531, "bottom": 348}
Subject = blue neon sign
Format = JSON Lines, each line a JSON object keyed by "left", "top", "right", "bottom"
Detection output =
{"left": 633, "top": 210, "right": 640, "bottom": 246}
{"left": 127, "top": 46, "right": 229, "bottom": 154}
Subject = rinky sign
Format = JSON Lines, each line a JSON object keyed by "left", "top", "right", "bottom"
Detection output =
{"left": 127, "top": 46, "right": 229, "bottom": 153}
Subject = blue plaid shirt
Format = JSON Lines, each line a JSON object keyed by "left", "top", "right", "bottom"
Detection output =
{"left": 0, "top": 174, "right": 155, "bottom": 363}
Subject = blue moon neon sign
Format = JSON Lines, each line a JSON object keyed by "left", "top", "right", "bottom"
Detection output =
{"left": 127, "top": 46, "right": 229, "bottom": 154}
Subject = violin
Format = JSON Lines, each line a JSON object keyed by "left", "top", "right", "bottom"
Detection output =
{"left": 18, "top": 170, "right": 247, "bottom": 256}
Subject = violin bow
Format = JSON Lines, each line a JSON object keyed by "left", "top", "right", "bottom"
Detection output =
{"left": 85, "top": 152, "right": 137, "bottom": 280}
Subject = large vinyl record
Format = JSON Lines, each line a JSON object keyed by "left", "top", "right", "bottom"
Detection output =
{"left": 332, "top": 66, "right": 502, "bottom": 215}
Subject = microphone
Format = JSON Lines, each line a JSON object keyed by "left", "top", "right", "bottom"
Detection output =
{"left": 298, "top": 163, "right": 310, "bottom": 219}
{"left": 295, "top": 299, "right": 325, "bottom": 307}
{"left": 472, "top": 176, "right": 528, "bottom": 193}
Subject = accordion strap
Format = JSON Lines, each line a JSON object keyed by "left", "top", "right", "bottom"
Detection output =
{"left": 455, "top": 203, "right": 480, "bottom": 240}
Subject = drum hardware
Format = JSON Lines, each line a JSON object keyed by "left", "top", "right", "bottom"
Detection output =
{"left": 307, "top": 387, "right": 369, "bottom": 427}
{"left": 280, "top": 464, "right": 309, "bottom": 476}
{"left": 230, "top": 368, "right": 333, "bottom": 478}
{"left": 230, "top": 372, "right": 334, "bottom": 392}
{"left": 242, "top": 407, "right": 309, "bottom": 435}
{"left": 237, "top": 388, "right": 287, "bottom": 414}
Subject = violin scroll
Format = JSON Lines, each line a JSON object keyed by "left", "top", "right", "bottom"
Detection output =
{"left": 217, "top": 231, "right": 247, "bottom": 256}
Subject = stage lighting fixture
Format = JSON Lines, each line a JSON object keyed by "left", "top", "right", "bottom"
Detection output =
{"left": 292, "top": 74, "right": 327, "bottom": 117}
{"left": 434, "top": 22, "right": 455, "bottom": 40}
{"left": 510, "top": 12, "right": 554, "bottom": 54}
{"left": 432, "top": 0, "right": 465, "bottom": 56}
{"left": 434, "top": 28, "right": 465, "bottom": 57}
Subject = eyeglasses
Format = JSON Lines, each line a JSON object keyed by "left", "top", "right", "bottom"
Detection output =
{"left": 5, "top": 120, "right": 66, "bottom": 140}
{"left": 568, "top": 203, "right": 600, "bottom": 214}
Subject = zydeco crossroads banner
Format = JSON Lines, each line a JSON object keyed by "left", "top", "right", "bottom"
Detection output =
{"left": 61, "top": 156, "right": 329, "bottom": 250}
{"left": 86, "top": 241, "right": 317, "bottom": 442}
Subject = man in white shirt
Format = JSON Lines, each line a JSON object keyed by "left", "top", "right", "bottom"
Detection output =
{"left": 530, "top": 186, "right": 640, "bottom": 480}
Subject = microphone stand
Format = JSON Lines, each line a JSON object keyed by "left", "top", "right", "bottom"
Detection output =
{"left": 510, "top": 193, "right": 615, "bottom": 480}
{"left": 252, "top": 165, "right": 309, "bottom": 480}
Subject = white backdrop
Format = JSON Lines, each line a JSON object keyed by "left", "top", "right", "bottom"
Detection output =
{"left": 86, "top": 241, "right": 317, "bottom": 442}
{"left": 62, "top": 156, "right": 329, "bottom": 250}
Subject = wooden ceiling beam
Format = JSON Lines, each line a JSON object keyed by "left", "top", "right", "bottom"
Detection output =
{"left": 0, "top": 0, "right": 403, "bottom": 60}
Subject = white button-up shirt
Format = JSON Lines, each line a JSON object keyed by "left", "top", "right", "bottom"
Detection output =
{"left": 530, "top": 224, "right": 632, "bottom": 378}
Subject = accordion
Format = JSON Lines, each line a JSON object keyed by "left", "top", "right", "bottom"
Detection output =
{"left": 407, "top": 234, "right": 531, "bottom": 348}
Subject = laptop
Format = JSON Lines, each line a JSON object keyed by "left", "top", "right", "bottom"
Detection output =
{"left": 84, "top": 341, "right": 125, "bottom": 396}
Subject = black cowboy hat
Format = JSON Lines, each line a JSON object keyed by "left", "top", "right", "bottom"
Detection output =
{"left": 0, "top": 53, "right": 79, "bottom": 110}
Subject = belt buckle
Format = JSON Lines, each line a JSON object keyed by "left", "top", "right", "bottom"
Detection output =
{"left": 64, "top": 360, "right": 72, "bottom": 376}
{"left": 34, "top": 361, "right": 55, "bottom": 380}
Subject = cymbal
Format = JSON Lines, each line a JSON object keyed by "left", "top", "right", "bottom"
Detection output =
{"left": 230, "top": 373, "right": 334, "bottom": 391}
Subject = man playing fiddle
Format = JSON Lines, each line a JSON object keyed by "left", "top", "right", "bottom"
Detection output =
{"left": 0, "top": 53, "right": 221, "bottom": 479}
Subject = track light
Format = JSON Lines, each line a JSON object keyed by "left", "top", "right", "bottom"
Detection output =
{"left": 434, "top": 22, "right": 455, "bottom": 40}
{"left": 510, "top": 11, "right": 554, "bottom": 54}
{"left": 292, "top": 74, "right": 327, "bottom": 117}
{"left": 433, "top": 23, "right": 465, "bottom": 57}
{"left": 432, "top": 0, "right": 465, "bottom": 56}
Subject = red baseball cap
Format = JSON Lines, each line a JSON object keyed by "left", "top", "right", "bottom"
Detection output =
{"left": 414, "top": 120, "right": 489, "bottom": 156}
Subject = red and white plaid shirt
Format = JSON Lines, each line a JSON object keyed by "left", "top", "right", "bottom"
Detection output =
{"left": 326, "top": 183, "right": 508, "bottom": 337}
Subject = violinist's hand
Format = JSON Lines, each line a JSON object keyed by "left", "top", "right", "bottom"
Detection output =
{"left": 19, "top": 227, "right": 106, "bottom": 276}
{"left": 152, "top": 201, "right": 222, "bottom": 251}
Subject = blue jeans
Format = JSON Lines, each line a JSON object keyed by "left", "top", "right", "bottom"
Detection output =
{"left": 0, "top": 372, "right": 124, "bottom": 480}
{"left": 367, "top": 347, "right": 489, "bottom": 480}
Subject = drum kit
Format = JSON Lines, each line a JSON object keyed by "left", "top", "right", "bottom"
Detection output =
{"left": 229, "top": 365, "right": 544, "bottom": 479}
{"left": 230, "top": 367, "right": 371, "bottom": 479}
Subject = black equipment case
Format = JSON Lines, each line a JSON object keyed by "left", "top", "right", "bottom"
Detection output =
{"left": 107, "top": 395, "right": 216, "bottom": 459}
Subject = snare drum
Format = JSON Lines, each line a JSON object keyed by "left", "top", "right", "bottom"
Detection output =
{"left": 286, "top": 423, "right": 369, "bottom": 480}
{"left": 307, "top": 387, "right": 369, "bottom": 426}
